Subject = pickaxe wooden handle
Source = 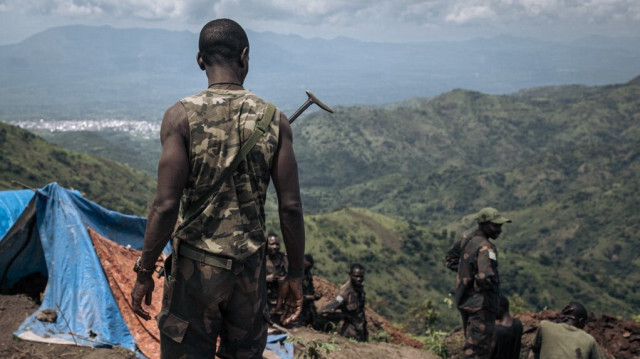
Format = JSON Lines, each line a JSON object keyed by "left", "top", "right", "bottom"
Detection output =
{"left": 288, "top": 90, "right": 334, "bottom": 124}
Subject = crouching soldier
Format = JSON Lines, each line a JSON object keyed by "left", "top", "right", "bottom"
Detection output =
{"left": 319, "top": 263, "right": 368, "bottom": 342}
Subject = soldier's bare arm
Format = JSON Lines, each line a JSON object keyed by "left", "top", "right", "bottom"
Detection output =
{"left": 271, "top": 111, "right": 305, "bottom": 324}
{"left": 131, "top": 102, "right": 190, "bottom": 320}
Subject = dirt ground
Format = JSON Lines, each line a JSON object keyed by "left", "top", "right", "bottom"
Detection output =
{"left": 0, "top": 293, "right": 137, "bottom": 359}
{"left": 285, "top": 326, "right": 437, "bottom": 359}
{"left": 0, "top": 292, "right": 438, "bottom": 359}
{"left": 3, "top": 280, "right": 638, "bottom": 359}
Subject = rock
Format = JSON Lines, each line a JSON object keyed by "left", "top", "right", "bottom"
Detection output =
{"left": 36, "top": 309, "right": 57, "bottom": 323}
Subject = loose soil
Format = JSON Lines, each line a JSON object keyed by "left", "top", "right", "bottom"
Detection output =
{"left": 0, "top": 276, "right": 438, "bottom": 359}
{"left": 2, "top": 277, "right": 638, "bottom": 359}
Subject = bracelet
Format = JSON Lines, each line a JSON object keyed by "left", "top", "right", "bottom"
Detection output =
{"left": 133, "top": 256, "right": 155, "bottom": 275}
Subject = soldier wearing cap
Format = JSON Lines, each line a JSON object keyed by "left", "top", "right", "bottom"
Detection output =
{"left": 453, "top": 207, "right": 511, "bottom": 359}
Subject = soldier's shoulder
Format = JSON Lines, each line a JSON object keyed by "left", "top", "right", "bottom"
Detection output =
{"left": 463, "top": 235, "right": 487, "bottom": 251}
{"left": 339, "top": 281, "right": 353, "bottom": 293}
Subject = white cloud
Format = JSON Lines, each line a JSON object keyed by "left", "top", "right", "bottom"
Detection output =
{"left": 445, "top": 4, "right": 496, "bottom": 24}
{"left": 0, "top": 0, "right": 638, "bottom": 44}
{"left": 1, "top": 0, "right": 185, "bottom": 19}
{"left": 2, "top": 0, "right": 639, "bottom": 27}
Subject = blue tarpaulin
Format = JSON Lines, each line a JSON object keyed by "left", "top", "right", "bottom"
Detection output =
{"left": 0, "top": 183, "right": 146, "bottom": 352}
{"left": 266, "top": 333, "right": 295, "bottom": 358}
{"left": 0, "top": 188, "right": 34, "bottom": 239}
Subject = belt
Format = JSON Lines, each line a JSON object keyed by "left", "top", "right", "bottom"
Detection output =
{"left": 178, "top": 242, "right": 238, "bottom": 271}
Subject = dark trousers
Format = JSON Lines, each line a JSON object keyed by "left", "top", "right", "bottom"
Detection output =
{"left": 460, "top": 309, "right": 496, "bottom": 359}
{"left": 158, "top": 247, "right": 268, "bottom": 359}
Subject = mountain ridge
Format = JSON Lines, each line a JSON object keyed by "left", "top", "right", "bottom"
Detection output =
{"left": 2, "top": 25, "right": 640, "bottom": 120}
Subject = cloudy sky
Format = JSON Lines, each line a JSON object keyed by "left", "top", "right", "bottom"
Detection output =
{"left": 1, "top": 0, "right": 639, "bottom": 45}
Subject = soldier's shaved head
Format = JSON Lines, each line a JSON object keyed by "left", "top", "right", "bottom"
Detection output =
{"left": 199, "top": 18, "right": 249, "bottom": 66}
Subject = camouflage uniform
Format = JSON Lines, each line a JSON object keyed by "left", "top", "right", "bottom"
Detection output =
{"left": 265, "top": 251, "right": 288, "bottom": 320}
{"left": 157, "top": 89, "right": 280, "bottom": 359}
{"left": 454, "top": 229, "right": 500, "bottom": 359}
{"left": 320, "top": 280, "right": 368, "bottom": 342}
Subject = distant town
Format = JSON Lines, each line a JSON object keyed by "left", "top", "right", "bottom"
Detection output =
{"left": 10, "top": 119, "right": 160, "bottom": 139}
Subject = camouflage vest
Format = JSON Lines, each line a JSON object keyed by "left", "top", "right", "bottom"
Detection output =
{"left": 173, "top": 89, "right": 280, "bottom": 260}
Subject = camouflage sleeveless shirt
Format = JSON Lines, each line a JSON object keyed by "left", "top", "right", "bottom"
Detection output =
{"left": 173, "top": 89, "right": 280, "bottom": 260}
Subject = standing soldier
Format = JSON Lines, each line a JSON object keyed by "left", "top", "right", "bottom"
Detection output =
{"left": 266, "top": 232, "right": 288, "bottom": 324}
{"left": 320, "top": 263, "right": 368, "bottom": 342}
{"left": 130, "top": 18, "right": 305, "bottom": 358}
{"left": 452, "top": 207, "right": 511, "bottom": 359}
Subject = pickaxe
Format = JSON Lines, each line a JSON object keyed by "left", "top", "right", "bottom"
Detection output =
{"left": 288, "top": 90, "right": 334, "bottom": 124}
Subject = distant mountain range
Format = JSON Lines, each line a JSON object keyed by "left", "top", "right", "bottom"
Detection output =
{"left": 1, "top": 25, "right": 640, "bottom": 120}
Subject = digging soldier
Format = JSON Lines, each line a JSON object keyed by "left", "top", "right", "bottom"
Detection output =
{"left": 130, "top": 18, "right": 305, "bottom": 358}
{"left": 319, "top": 263, "right": 368, "bottom": 342}
{"left": 266, "top": 232, "right": 288, "bottom": 324}
{"left": 450, "top": 207, "right": 511, "bottom": 359}
{"left": 528, "top": 301, "right": 606, "bottom": 359}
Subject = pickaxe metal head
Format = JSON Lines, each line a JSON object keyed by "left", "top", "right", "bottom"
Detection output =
{"left": 288, "top": 90, "right": 334, "bottom": 124}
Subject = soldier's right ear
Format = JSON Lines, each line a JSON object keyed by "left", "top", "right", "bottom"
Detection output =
{"left": 197, "top": 52, "right": 206, "bottom": 71}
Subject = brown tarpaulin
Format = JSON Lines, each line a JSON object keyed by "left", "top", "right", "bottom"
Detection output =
{"left": 88, "top": 227, "right": 164, "bottom": 359}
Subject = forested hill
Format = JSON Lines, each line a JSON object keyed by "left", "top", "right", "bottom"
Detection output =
{"left": 0, "top": 122, "right": 155, "bottom": 215}
{"left": 288, "top": 77, "right": 640, "bottom": 321}
{"left": 295, "top": 78, "right": 640, "bottom": 225}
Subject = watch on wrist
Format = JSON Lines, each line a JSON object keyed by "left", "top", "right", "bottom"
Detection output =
{"left": 133, "top": 256, "right": 155, "bottom": 275}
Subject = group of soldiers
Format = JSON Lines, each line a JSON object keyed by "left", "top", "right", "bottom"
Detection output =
{"left": 446, "top": 207, "right": 606, "bottom": 359}
{"left": 266, "top": 232, "right": 368, "bottom": 342}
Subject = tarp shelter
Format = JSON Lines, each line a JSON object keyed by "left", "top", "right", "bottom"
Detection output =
{"left": 0, "top": 183, "right": 293, "bottom": 358}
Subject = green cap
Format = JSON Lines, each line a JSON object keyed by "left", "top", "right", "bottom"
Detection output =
{"left": 476, "top": 207, "right": 512, "bottom": 224}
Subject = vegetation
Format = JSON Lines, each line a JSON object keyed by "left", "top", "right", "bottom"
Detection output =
{"left": 32, "top": 130, "right": 161, "bottom": 177}
{"left": 286, "top": 336, "right": 340, "bottom": 359}
{"left": 0, "top": 122, "right": 155, "bottom": 215}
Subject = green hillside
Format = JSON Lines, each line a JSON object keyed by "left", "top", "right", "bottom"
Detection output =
{"left": 0, "top": 121, "right": 155, "bottom": 215}
{"left": 31, "top": 130, "right": 161, "bottom": 177}
{"left": 290, "top": 80, "right": 640, "bottom": 322}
